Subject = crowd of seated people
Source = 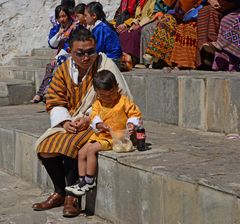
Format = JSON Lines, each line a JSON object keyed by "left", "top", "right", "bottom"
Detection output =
{"left": 113, "top": 0, "right": 240, "bottom": 71}
{"left": 32, "top": 0, "right": 240, "bottom": 103}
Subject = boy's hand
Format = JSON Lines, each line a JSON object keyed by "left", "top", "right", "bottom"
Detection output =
{"left": 74, "top": 117, "right": 90, "bottom": 131}
{"left": 96, "top": 122, "right": 110, "bottom": 133}
{"left": 127, "top": 122, "right": 135, "bottom": 135}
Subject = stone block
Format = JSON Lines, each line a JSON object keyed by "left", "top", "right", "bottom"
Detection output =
{"left": 197, "top": 185, "right": 239, "bottom": 224}
{"left": 0, "top": 82, "right": 8, "bottom": 97}
{"left": 206, "top": 78, "right": 232, "bottom": 133}
{"left": 95, "top": 156, "right": 163, "bottom": 224}
{"left": 0, "top": 128, "right": 15, "bottom": 172}
{"left": 14, "top": 131, "right": 39, "bottom": 183}
{"left": 94, "top": 155, "right": 240, "bottom": 224}
{"left": 31, "top": 48, "right": 55, "bottom": 57}
{"left": 179, "top": 77, "right": 206, "bottom": 130}
{"left": 8, "top": 82, "right": 35, "bottom": 105}
{"left": 34, "top": 70, "right": 45, "bottom": 93}
{"left": 0, "top": 69, "right": 13, "bottom": 79}
{"left": 12, "top": 57, "right": 50, "bottom": 68}
{"left": 145, "top": 75, "right": 178, "bottom": 124}
{"left": 228, "top": 78, "right": 240, "bottom": 133}
{"left": 124, "top": 74, "right": 146, "bottom": 116}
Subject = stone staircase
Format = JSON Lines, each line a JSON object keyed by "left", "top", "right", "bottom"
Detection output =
{"left": 0, "top": 48, "right": 54, "bottom": 106}
{"left": 1, "top": 48, "right": 240, "bottom": 224}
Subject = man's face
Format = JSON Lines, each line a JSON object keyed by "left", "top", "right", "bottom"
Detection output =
{"left": 70, "top": 39, "right": 97, "bottom": 69}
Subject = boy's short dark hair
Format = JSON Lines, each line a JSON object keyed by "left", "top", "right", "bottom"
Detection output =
{"left": 93, "top": 70, "right": 118, "bottom": 91}
{"left": 75, "top": 3, "right": 86, "bottom": 14}
{"left": 69, "top": 27, "right": 96, "bottom": 47}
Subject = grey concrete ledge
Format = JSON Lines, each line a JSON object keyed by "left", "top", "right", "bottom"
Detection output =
{"left": 0, "top": 105, "right": 240, "bottom": 223}
{"left": 124, "top": 69, "right": 240, "bottom": 134}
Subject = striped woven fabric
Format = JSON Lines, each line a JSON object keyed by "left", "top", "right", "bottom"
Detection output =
{"left": 145, "top": 14, "right": 177, "bottom": 65}
{"left": 170, "top": 22, "right": 197, "bottom": 69}
{"left": 196, "top": 5, "right": 222, "bottom": 66}
{"left": 217, "top": 9, "right": 240, "bottom": 58}
{"left": 37, "top": 127, "right": 93, "bottom": 159}
{"left": 46, "top": 60, "right": 96, "bottom": 115}
{"left": 37, "top": 59, "right": 98, "bottom": 158}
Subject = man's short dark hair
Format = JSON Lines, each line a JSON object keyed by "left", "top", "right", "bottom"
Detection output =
{"left": 69, "top": 28, "right": 96, "bottom": 47}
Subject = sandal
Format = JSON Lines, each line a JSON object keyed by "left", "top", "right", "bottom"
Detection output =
{"left": 30, "top": 95, "right": 42, "bottom": 104}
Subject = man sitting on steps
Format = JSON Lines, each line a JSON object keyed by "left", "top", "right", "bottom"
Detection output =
{"left": 32, "top": 27, "right": 132, "bottom": 217}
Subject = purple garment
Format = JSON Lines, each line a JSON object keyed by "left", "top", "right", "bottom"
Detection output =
{"left": 212, "top": 50, "right": 240, "bottom": 71}
{"left": 216, "top": 9, "right": 240, "bottom": 58}
{"left": 119, "top": 27, "right": 142, "bottom": 58}
{"left": 212, "top": 9, "right": 240, "bottom": 71}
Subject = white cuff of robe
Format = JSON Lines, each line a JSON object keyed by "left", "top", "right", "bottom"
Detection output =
{"left": 50, "top": 106, "right": 72, "bottom": 128}
{"left": 91, "top": 115, "right": 102, "bottom": 130}
{"left": 49, "top": 32, "right": 61, "bottom": 48}
{"left": 85, "top": 107, "right": 92, "bottom": 116}
{"left": 127, "top": 117, "right": 140, "bottom": 126}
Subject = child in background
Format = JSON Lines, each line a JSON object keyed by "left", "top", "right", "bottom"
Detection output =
{"left": 49, "top": 0, "right": 76, "bottom": 26}
{"left": 65, "top": 70, "right": 142, "bottom": 196}
{"left": 84, "top": 2, "right": 123, "bottom": 65}
{"left": 74, "top": 3, "right": 86, "bottom": 27}
{"left": 31, "top": 5, "right": 74, "bottom": 103}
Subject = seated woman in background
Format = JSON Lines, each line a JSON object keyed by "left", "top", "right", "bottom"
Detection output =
{"left": 137, "top": 0, "right": 171, "bottom": 68}
{"left": 211, "top": 8, "right": 240, "bottom": 71}
{"left": 169, "top": 0, "right": 205, "bottom": 69}
{"left": 74, "top": 3, "right": 86, "bottom": 27}
{"left": 117, "top": 0, "right": 158, "bottom": 66}
{"left": 84, "top": 2, "right": 123, "bottom": 67}
{"left": 197, "top": 0, "right": 240, "bottom": 70}
{"left": 49, "top": 0, "right": 75, "bottom": 27}
{"left": 144, "top": 0, "right": 204, "bottom": 70}
{"left": 31, "top": 5, "right": 79, "bottom": 103}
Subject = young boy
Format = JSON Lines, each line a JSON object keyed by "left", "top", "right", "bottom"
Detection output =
{"left": 65, "top": 70, "right": 142, "bottom": 196}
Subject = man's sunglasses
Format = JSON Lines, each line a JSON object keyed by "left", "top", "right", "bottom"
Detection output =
{"left": 74, "top": 48, "right": 96, "bottom": 58}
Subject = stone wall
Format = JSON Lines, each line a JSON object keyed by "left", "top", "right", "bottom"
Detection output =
{"left": 0, "top": 0, "right": 120, "bottom": 65}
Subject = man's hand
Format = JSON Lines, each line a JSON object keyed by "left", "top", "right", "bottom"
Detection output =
{"left": 96, "top": 122, "right": 110, "bottom": 133}
{"left": 62, "top": 120, "right": 78, "bottom": 133}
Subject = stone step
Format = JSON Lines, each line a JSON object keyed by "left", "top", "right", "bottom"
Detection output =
{"left": 124, "top": 69, "right": 240, "bottom": 134}
{"left": 0, "top": 66, "right": 45, "bottom": 93}
{"left": 31, "top": 48, "right": 56, "bottom": 57}
{"left": 0, "top": 170, "right": 109, "bottom": 224}
{"left": 11, "top": 56, "right": 52, "bottom": 68}
{"left": 0, "top": 79, "right": 35, "bottom": 106}
{"left": 0, "top": 104, "right": 239, "bottom": 224}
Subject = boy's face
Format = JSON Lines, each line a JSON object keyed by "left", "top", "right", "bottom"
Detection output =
{"left": 96, "top": 86, "right": 120, "bottom": 106}
{"left": 75, "top": 13, "right": 86, "bottom": 25}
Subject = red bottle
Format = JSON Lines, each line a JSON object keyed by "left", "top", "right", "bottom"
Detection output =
{"left": 136, "top": 120, "right": 146, "bottom": 151}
